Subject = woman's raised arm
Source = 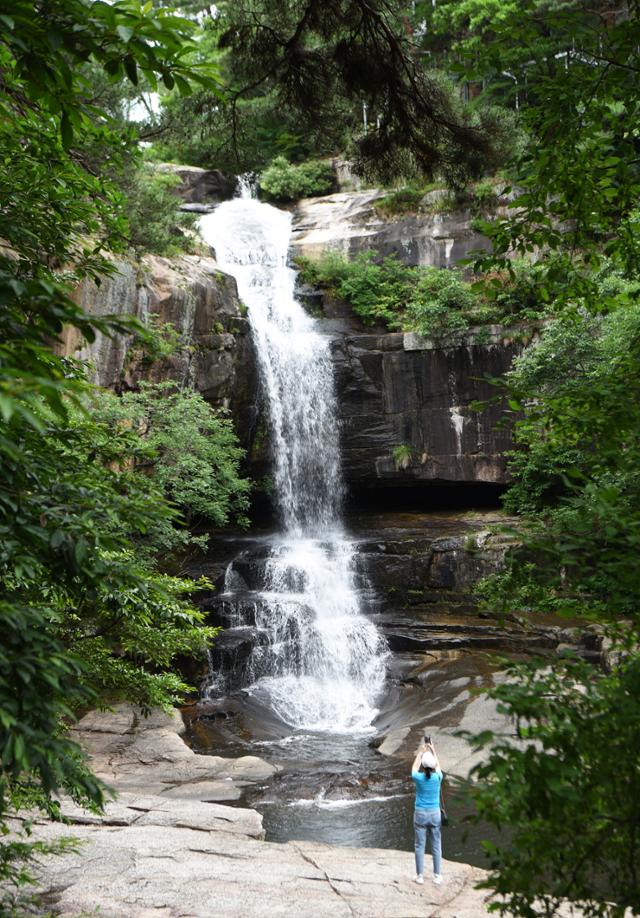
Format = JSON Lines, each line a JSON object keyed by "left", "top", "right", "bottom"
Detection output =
{"left": 411, "top": 742, "right": 427, "bottom": 774}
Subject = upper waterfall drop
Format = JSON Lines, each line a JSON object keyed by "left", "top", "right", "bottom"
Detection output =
{"left": 198, "top": 186, "right": 387, "bottom": 733}
{"left": 199, "top": 185, "right": 343, "bottom": 537}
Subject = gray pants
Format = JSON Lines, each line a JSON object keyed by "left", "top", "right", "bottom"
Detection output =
{"left": 414, "top": 807, "right": 442, "bottom": 876}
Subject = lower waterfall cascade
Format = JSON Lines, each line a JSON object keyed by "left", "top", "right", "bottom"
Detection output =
{"left": 198, "top": 185, "right": 387, "bottom": 733}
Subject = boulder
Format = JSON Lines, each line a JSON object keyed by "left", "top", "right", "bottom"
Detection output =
{"left": 72, "top": 703, "right": 277, "bottom": 803}
{"left": 156, "top": 163, "right": 236, "bottom": 204}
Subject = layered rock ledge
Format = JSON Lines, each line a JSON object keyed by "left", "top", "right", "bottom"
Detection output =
{"left": 291, "top": 190, "right": 495, "bottom": 269}
{"left": 22, "top": 707, "right": 484, "bottom": 917}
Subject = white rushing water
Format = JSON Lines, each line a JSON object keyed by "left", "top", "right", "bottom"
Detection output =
{"left": 198, "top": 184, "right": 386, "bottom": 732}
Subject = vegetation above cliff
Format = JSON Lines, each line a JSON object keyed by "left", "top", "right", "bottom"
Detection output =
{"left": 297, "top": 251, "right": 556, "bottom": 339}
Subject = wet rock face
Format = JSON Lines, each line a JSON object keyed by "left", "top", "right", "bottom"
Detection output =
{"left": 332, "top": 328, "right": 522, "bottom": 489}
{"left": 64, "top": 254, "right": 259, "bottom": 448}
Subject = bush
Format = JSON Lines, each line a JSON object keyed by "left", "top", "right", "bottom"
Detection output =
{"left": 373, "top": 181, "right": 499, "bottom": 219}
{"left": 373, "top": 185, "right": 425, "bottom": 217}
{"left": 373, "top": 183, "right": 448, "bottom": 218}
{"left": 298, "top": 250, "right": 557, "bottom": 340}
{"left": 92, "top": 382, "right": 251, "bottom": 557}
{"left": 123, "top": 166, "right": 196, "bottom": 256}
{"left": 259, "top": 156, "right": 335, "bottom": 202}
{"left": 337, "top": 252, "right": 411, "bottom": 327}
{"left": 405, "top": 267, "right": 475, "bottom": 338}
{"left": 298, "top": 251, "right": 479, "bottom": 339}
{"left": 393, "top": 443, "right": 412, "bottom": 469}
{"left": 471, "top": 259, "right": 557, "bottom": 322}
{"left": 471, "top": 179, "right": 499, "bottom": 213}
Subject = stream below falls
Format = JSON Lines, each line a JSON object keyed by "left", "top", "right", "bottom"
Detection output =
{"left": 182, "top": 509, "right": 511, "bottom": 869}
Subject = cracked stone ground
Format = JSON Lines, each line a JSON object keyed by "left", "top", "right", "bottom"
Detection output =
{"left": 24, "top": 807, "right": 493, "bottom": 918}
{"left": 17, "top": 706, "right": 584, "bottom": 917}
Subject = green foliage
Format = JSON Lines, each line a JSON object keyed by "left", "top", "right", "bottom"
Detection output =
{"left": 92, "top": 382, "right": 251, "bottom": 552}
{"left": 297, "top": 249, "right": 410, "bottom": 327}
{"left": 215, "top": 0, "right": 510, "bottom": 184}
{"left": 392, "top": 443, "right": 412, "bottom": 469}
{"left": 0, "top": 603, "right": 105, "bottom": 816}
{"left": 2, "top": 400, "right": 218, "bottom": 698}
{"left": 127, "top": 315, "right": 182, "bottom": 365}
{"left": 1, "top": 1, "right": 220, "bottom": 149}
{"left": 481, "top": 300, "right": 640, "bottom": 628}
{"left": 297, "top": 250, "right": 546, "bottom": 339}
{"left": 259, "top": 157, "right": 335, "bottom": 203}
{"left": 1, "top": 831, "right": 81, "bottom": 914}
{"left": 334, "top": 253, "right": 412, "bottom": 328}
{"left": 504, "top": 302, "right": 640, "bottom": 516}
{"left": 373, "top": 173, "right": 506, "bottom": 219}
{"left": 0, "top": 0, "right": 223, "bottom": 894}
{"left": 467, "top": 656, "right": 640, "bottom": 917}
{"left": 471, "top": 266, "right": 640, "bottom": 918}
{"left": 1, "top": 397, "right": 221, "bottom": 895}
{"left": 458, "top": 2, "right": 640, "bottom": 292}
{"left": 373, "top": 183, "right": 444, "bottom": 218}
{"left": 471, "top": 179, "right": 499, "bottom": 213}
{"left": 153, "top": 89, "right": 329, "bottom": 174}
{"left": 122, "top": 166, "right": 196, "bottom": 256}
{"left": 405, "top": 268, "right": 474, "bottom": 339}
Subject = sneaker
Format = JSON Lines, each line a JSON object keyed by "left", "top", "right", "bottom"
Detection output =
{"left": 433, "top": 874, "right": 443, "bottom": 885}
{"left": 414, "top": 875, "right": 424, "bottom": 885}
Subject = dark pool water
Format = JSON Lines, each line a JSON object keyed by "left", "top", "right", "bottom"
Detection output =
{"left": 185, "top": 712, "right": 496, "bottom": 869}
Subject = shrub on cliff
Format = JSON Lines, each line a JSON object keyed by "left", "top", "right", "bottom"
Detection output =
{"left": 123, "top": 166, "right": 198, "bottom": 256}
{"left": 299, "top": 249, "right": 556, "bottom": 339}
{"left": 297, "top": 250, "right": 546, "bottom": 339}
{"left": 259, "top": 156, "right": 335, "bottom": 202}
{"left": 92, "top": 382, "right": 251, "bottom": 557}
{"left": 404, "top": 268, "right": 474, "bottom": 339}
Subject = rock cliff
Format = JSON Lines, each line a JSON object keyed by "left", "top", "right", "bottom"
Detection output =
{"left": 290, "top": 190, "right": 524, "bottom": 493}
{"left": 64, "top": 253, "right": 259, "bottom": 447}
{"left": 292, "top": 189, "right": 494, "bottom": 268}
{"left": 333, "top": 327, "right": 522, "bottom": 492}
{"left": 66, "top": 190, "right": 523, "bottom": 493}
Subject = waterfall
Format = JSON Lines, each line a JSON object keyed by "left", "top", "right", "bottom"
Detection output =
{"left": 198, "top": 185, "right": 387, "bottom": 733}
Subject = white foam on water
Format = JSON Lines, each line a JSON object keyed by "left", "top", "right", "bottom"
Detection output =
{"left": 288, "top": 792, "right": 411, "bottom": 810}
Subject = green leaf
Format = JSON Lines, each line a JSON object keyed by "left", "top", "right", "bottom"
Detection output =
{"left": 124, "top": 55, "right": 138, "bottom": 85}
{"left": 60, "top": 110, "right": 73, "bottom": 148}
{"left": 116, "top": 24, "right": 134, "bottom": 43}
{"left": 0, "top": 394, "right": 15, "bottom": 423}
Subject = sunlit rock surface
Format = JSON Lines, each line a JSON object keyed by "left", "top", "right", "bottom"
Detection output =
{"left": 72, "top": 705, "right": 276, "bottom": 804}
{"left": 291, "top": 189, "right": 494, "bottom": 268}
{"left": 25, "top": 705, "right": 586, "bottom": 917}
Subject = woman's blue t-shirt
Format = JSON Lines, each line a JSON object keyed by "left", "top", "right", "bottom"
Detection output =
{"left": 412, "top": 768, "right": 443, "bottom": 810}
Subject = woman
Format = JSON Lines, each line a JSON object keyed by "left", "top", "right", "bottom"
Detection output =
{"left": 411, "top": 737, "right": 443, "bottom": 886}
